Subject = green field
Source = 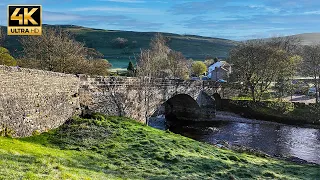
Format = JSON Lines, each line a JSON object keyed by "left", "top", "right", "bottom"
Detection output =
{"left": 0, "top": 114, "right": 319, "bottom": 179}
{"left": 1, "top": 25, "right": 237, "bottom": 68}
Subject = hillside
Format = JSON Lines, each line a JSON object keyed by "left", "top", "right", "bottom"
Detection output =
{"left": 0, "top": 114, "right": 319, "bottom": 179}
{"left": 1, "top": 25, "right": 237, "bottom": 68}
{"left": 291, "top": 33, "right": 320, "bottom": 45}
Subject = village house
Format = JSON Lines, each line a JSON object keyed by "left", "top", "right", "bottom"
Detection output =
{"left": 207, "top": 60, "right": 232, "bottom": 81}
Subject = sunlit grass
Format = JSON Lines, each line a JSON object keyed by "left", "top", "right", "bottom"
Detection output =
{"left": 0, "top": 114, "right": 319, "bottom": 179}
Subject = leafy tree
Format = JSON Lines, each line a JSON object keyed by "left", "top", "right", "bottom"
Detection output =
{"left": 192, "top": 61, "right": 207, "bottom": 77}
{"left": 274, "top": 55, "right": 302, "bottom": 100}
{"left": 301, "top": 44, "right": 320, "bottom": 103}
{"left": 230, "top": 39, "right": 299, "bottom": 101}
{"left": 0, "top": 47, "right": 16, "bottom": 66}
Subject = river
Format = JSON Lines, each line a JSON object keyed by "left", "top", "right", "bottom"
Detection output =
{"left": 148, "top": 111, "right": 320, "bottom": 164}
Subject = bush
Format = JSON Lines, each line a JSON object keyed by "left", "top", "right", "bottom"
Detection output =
{"left": 192, "top": 61, "right": 207, "bottom": 77}
{"left": 0, "top": 124, "right": 15, "bottom": 137}
{"left": 0, "top": 47, "right": 16, "bottom": 66}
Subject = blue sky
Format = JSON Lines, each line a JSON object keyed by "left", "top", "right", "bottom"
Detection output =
{"left": 1, "top": 0, "right": 320, "bottom": 40}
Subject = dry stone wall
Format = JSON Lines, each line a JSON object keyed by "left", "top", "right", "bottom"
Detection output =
{"left": 0, "top": 66, "right": 80, "bottom": 137}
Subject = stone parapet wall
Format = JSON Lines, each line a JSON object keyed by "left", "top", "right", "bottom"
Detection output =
{"left": 0, "top": 66, "right": 80, "bottom": 137}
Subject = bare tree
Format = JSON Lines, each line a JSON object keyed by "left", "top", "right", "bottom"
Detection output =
{"left": 167, "top": 50, "right": 188, "bottom": 79}
{"left": 112, "top": 37, "right": 128, "bottom": 49}
{"left": 136, "top": 33, "right": 170, "bottom": 124}
{"left": 266, "top": 36, "right": 301, "bottom": 55}
{"left": 19, "top": 28, "right": 110, "bottom": 75}
{"left": 302, "top": 44, "right": 320, "bottom": 103}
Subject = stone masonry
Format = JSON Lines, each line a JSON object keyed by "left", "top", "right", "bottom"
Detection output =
{"left": 0, "top": 66, "right": 80, "bottom": 137}
{"left": 0, "top": 66, "right": 222, "bottom": 137}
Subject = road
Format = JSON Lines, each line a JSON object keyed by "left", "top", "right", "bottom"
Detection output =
{"left": 284, "top": 95, "right": 316, "bottom": 104}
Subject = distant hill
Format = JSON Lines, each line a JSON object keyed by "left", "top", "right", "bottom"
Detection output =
{"left": 290, "top": 33, "right": 320, "bottom": 45}
{"left": 1, "top": 25, "right": 238, "bottom": 68}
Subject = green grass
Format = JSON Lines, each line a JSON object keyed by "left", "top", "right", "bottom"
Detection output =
{"left": 0, "top": 114, "right": 319, "bottom": 179}
{"left": 1, "top": 25, "right": 237, "bottom": 68}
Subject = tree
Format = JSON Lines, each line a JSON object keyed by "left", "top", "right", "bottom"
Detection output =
{"left": 112, "top": 37, "right": 128, "bottom": 49}
{"left": 137, "top": 33, "right": 189, "bottom": 124}
{"left": 19, "top": 28, "right": 111, "bottom": 75}
{"left": 192, "top": 61, "right": 207, "bottom": 77}
{"left": 137, "top": 33, "right": 171, "bottom": 78}
{"left": 302, "top": 44, "right": 320, "bottom": 103}
{"left": 167, "top": 50, "right": 188, "bottom": 79}
{"left": 0, "top": 47, "right": 16, "bottom": 66}
{"left": 274, "top": 55, "right": 302, "bottom": 100}
{"left": 127, "top": 61, "right": 135, "bottom": 77}
{"left": 0, "top": 27, "right": 5, "bottom": 46}
{"left": 204, "top": 59, "right": 214, "bottom": 67}
{"left": 230, "top": 39, "right": 299, "bottom": 101}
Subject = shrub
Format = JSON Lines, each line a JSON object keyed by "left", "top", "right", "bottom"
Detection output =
{"left": 0, "top": 125, "right": 15, "bottom": 137}
{"left": 0, "top": 47, "right": 16, "bottom": 66}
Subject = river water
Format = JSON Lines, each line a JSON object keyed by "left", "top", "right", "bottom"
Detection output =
{"left": 149, "top": 112, "right": 320, "bottom": 164}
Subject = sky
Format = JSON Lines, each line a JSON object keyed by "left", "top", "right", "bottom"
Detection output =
{"left": 1, "top": 0, "right": 320, "bottom": 40}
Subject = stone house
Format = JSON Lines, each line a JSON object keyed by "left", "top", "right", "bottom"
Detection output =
{"left": 207, "top": 61, "right": 232, "bottom": 81}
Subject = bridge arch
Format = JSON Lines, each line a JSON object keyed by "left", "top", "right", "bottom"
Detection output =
{"left": 164, "top": 94, "right": 201, "bottom": 122}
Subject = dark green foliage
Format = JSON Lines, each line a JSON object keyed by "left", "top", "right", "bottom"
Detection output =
{"left": 126, "top": 61, "right": 136, "bottom": 77}
{"left": 127, "top": 61, "right": 134, "bottom": 71}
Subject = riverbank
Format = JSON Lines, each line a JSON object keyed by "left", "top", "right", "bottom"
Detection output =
{"left": 0, "top": 114, "right": 319, "bottom": 179}
{"left": 219, "top": 99, "right": 320, "bottom": 127}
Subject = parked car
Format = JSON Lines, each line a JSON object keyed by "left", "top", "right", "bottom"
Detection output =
{"left": 201, "top": 76, "right": 209, "bottom": 80}
{"left": 190, "top": 77, "right": 200, "bottom": 80}
{"left": 308, "top": 87, "right": 317, "bottom": 96}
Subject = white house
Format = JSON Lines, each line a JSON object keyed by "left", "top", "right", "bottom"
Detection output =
{"left": 207, "top": 61, "right": 232, "bottom": 81}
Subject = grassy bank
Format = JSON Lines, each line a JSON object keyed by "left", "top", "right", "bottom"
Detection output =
{"left": 0, "top": 114, "right": 319, "bottom": 179}
{"left": 221, "top": 99, "right": 320, "bottom": 126}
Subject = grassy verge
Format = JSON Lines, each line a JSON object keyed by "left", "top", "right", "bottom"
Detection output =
{"left": 222, "top": 99, "right": 320, "bottom": 126}
{"left": 0, "top": 114, "right": 319, "bottom": 179}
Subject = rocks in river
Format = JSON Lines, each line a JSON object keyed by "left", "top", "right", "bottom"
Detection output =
{"left": 207, "top": 127, "right": 219, "bottom": 132}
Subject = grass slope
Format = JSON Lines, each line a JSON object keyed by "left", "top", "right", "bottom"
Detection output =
{"left": 1, "top": 25, "right": 237, "bottom": 68}
{"left": 291, "top": 33, "right": 320, "bottom": 45}
{"left": 0, "top": 114, "right": 319, "bottom": 179}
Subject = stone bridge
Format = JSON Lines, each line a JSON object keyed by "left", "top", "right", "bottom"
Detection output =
{"left": 0, "top": 66, "right": 234, "bottom": 136}
{"left": 79, "top": 76, "right": 223, "bottom": 123}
